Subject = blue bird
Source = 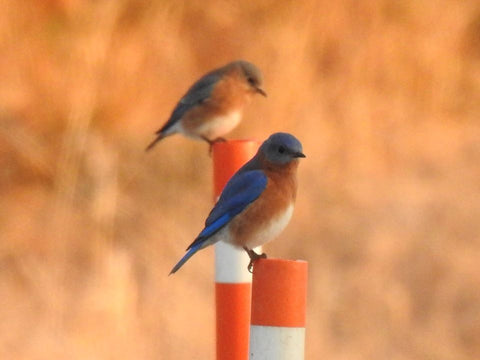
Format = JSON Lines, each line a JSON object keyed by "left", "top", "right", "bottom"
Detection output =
{"left": 170, "top": 132, "right": 305, "bottom": 274}
{"left": 146, "top": 60, "right": 266, "bottom": 151}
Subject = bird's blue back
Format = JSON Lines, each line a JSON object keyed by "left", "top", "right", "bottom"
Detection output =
{"left": 158, "top": 70, "right": 223, "bottom": 134}
{"left": 187, "top": 168, "right": 267, "bottom": 250}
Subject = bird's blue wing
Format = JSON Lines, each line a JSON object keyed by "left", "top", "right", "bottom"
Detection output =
{"left": 186, "top": 170, "right": 268, "bottom": 250}
{"left": 158, "top": 70, "right": 222, "bottom": 134}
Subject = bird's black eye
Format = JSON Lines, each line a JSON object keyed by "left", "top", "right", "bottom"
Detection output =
{"left": 278, "top": 146, "right": 286, "bottom": 154}
{"left": 247, "top": 77, "right": 256, "bottom": 86}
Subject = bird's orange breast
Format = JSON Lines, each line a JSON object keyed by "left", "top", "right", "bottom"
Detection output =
{"left": 228, "top": 161, "right": 299, "bottom": 248}
{"left": 181, "top": 68, "right": 254, "bottom": 138}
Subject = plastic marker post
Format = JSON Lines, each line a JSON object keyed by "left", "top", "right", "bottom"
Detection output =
{"left": 212, "top": 140, "right": 259, "bottom": 360}
{"left": 250, "top": 259, "right": 308, "bottom": 360}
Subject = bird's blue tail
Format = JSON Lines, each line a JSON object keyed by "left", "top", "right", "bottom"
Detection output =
{"left": 145, "top": 132, "right": 166, "bottom": 151}
{"left": 169, "top": 243, "right": 202, "bottom": 275}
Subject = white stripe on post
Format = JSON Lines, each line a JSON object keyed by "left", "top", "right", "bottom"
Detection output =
{"left": 250, "top": 326, "right": 305, "bottom": 360}
{"left": 215, "top": 242, "right": 252, "bottom": 283}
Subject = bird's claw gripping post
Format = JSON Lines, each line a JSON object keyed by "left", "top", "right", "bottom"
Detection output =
{"left": 244, "top": 247, "right": 267, "bottom": 273}
{"left": 205, "top": 136, "right": 228, "bottom": 155}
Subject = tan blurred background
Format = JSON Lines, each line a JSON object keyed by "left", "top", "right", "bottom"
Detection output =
{"left": 1, "top": 0, "right": 480, "bottom": 359}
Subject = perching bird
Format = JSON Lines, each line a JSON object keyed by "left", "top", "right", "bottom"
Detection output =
{"left": 146, "top": 60, "right": 266, "bottom": 151}
{"left": 170, "top": 132, "right": 305, "bottom": 274}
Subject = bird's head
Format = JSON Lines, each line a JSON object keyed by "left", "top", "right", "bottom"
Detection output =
{"left": 235, "top": 60, "right": 267, "bottom": 97}
{"left": 260, "top": 132, "right": 306, "bottom": 166}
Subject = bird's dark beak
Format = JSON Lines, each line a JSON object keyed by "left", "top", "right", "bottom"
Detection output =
{"left": 255, "top": 87, "right": 267, "bottom": 97}
{"left": 294, "top": 152, "right": 306, "bottom": 158}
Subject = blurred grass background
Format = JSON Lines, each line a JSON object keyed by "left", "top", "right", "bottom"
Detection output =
{"left": 1, "top": 0, "right": 480, "bottom": 359}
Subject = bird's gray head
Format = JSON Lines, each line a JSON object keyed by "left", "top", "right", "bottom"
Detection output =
{"left": 234, "top": 60, "right": 267, "bottom": 97}
{"left": 260, "top": 132, "right": 306, "bottom": 165}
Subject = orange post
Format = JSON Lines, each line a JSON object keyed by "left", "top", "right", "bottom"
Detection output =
{"left": 212, "top": 140, "right": 259, "bottom": 360}
{"left": 250, "top": 258, "right": 308, "bottom": 359}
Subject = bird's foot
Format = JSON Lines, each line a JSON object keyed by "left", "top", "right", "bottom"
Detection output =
{"left": 211, "top": 137, "right": 227, "bottom": 143}
{"left": 243, "top": 247, "right": 267, "bottom": 273}
{"left": 203, "top": 136, "right": 228, "bottom": 155}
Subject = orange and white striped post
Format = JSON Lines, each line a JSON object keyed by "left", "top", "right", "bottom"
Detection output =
{"left": 212, "top": 140, "right": 259, "bottom": 360}
{"left": 250, "top": 258, "right": 308, "bottom": 359}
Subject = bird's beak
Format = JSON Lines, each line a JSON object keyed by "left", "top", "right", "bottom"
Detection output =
{"left": 294, "top": 151, "right": 306, "bottom": 158}
{"left": 255, "top": 87, "right": 267, "bottom": 97}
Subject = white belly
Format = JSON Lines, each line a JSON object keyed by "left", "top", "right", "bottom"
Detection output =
{"left": 244, "top": 205, "right": 294, "bottom": 249}
{"left": 214, "top": 205, "right": 294, "bottom": 249}
{"left": 181, "top": 111, "right": 242, "bottom": 140}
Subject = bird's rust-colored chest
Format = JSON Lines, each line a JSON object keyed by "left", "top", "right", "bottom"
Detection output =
{"left": 228, "top": 161, "right": 299, "bottom": 248}
{"left": 181, "top": 68, "right": 252, "bottom": 137}
{"left": 208, "top": 68, "right": 253, "bottom": 112}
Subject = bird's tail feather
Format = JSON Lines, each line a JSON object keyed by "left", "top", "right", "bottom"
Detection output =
{"left": 169, "top": 243, "right": 202, "bottom": 275}
{"left": 145, "top": 133, "right": 166, "bottom": 151}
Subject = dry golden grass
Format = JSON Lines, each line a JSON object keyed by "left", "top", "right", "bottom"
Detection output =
{"left": 1, "top": 0, "right": 480, "bottom": 359}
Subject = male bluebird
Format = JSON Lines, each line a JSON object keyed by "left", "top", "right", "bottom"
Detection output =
{"left": 146, "top": 60, "right": 266, "bottom": 151}
{"left": 170, "top": 132, "right": 305, "bottom": 274}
